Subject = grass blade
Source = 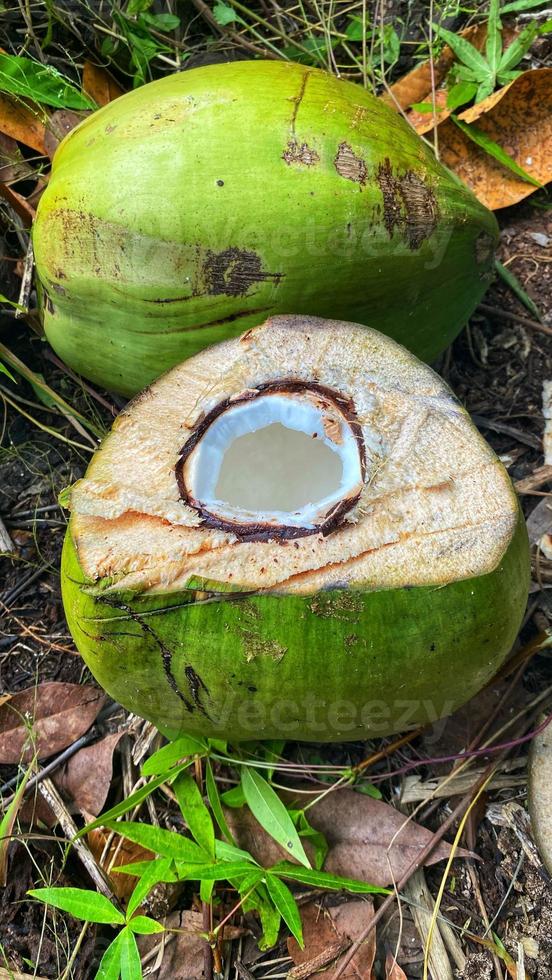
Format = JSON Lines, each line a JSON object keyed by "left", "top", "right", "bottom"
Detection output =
{"left": 452, "top": 116, "right": 543, "bottom": 187}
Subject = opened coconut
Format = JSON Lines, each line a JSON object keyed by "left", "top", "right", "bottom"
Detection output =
{"left": 62, "top": 315, "right": 529, "bottom": 741}
{"left": 34, "top": 61, "right": 498, "bottom": 396}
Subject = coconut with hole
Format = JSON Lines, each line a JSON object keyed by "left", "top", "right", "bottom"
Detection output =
{"left": 62, "top": 315, "right": 529, "bottom": 742}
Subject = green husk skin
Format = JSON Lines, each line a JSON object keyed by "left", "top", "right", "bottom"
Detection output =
{"left": 62, "top": 512, "right": 529, "bottom": 742}
{"left": 34, "top": 61, "right": 498, "bottom": 397}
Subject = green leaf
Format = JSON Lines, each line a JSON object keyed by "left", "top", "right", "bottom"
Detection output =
{"left": 220, "top": 784, "right": 246, "bottom": 808}
{"left": 141, "top": 737, "right": 206, "bottom": 776}
{"left": 119, "top": 927, "right": 142, "bottom": 980}
{"left": 141, "top": 12, "right": 180, "bottom": 30}
{"left": 128, "top": 915, "right": 164, "bottom": 935}
{"left": 345, "top": 15, "right": 370, "bottom": 41}
{"left": 288, "top": 810, "right": 327, "bottom": 870}
{"left": 102, "top": 821, "right": 209, "bottom": 863}
{"left": 475, "top": 77, "right": 495, "bottom": 102}
{"left": 206, "top": 759, "right": 233, "bottom": 844}
{"left": 127, "top": 0, "right": 152, "bottom": 14}
{"left": 494, "top": 258, "right": 542, "bottom": 319}
{"left": 78, "top": 772, "right": 182, "bottom": 835}
{"left": 28, "top": 887, "right": 124, "bottom": 925}
{"left": 501, "top": 0, "right": 550, "bottom": 11}
{"left": 432, "top": 23, "right": 492, "bottom": 79}
{"left": 410, "top": 102, "right": 436, "bottom": 113}
{"left": 0, "top": 54, "right": 95, "bottom": 110}
{"left": 265, "top": 874, "right": 303, "bottom": 948}
{"left": 270, "top": 862, "right": 390, "bottom": 894}
{"left": 451, "top": 115, "right": 543, "bottom": 187}
{"left": 126, "top": 857, "right": 173, "bottom": 919}
{"left": 354, "top": 782, "right": 383, "bottom": 800}
{"left": 447, "top": 81, "right": 478, "bottom": 110}
{"left": 212, "top": 1, "right": 244, "bottom": 25}
{"left": 240, "top": 768, "right": 310, "bottom": 869}
{"left": 96, "top": 931, "right": 124, "bottom": 980}
{"left": 0, "top": 293, "right": 28, "bottom": 314}
{"left": 113, "top": 857, "right": 178, "bottom": 881}
{"left": 215, "top": 839, "right": 258, "bottom": 864}
{"left": 486, "top": 0, "right": 502, "bottom": 75}
{"left": 174, "top": 860, "right": 258, "bottom": 881}
{"left": 244, "top": 882, "right": 281, "bottom": 950}
{"left": 497, "top": 21, "right": 539, "bottom": 72}
{"left": 381, "top": 24, "right": 401, "bottom": 67}
{"left": 0, "top": 758, "right": 35, "bottom": 885}
{"left": 173, "top": 771, "right": 215, "bottom": 858}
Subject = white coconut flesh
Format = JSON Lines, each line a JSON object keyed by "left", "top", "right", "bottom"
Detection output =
{"left": 180, "top": 391, "right": 363, "bottom": 530}
{"left": 69, "top": 315, "right": 519, "bottom": 596}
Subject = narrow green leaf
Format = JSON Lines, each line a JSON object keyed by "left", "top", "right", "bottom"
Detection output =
{"left": 126, "top": 856, "right": 172, "bottom": 919}
{"left": 215, "top": 840, "right": 258, "bottom": 864}
{"left": 101, "top": 820, "right": 208, "bottom": 863}
{"left": 128, "top": 915, "right": 164, "bottom": 935}
{"left": 265, "top": 874, "right": 304, "bottom": 948}
{"left": 96, "top": 931, "right": 124, "bottom": 980}
{"left": 141, "top": 736, "right": 206, "bottom": 776}
{"left": 475, "top": 77, "right": 495, "bottom": 102}
{"left": 174, "top": 860, "right": 257, "bottom": 881}
{"left": 77, "top": 771, "right": 184, "bottom": 836}
{"left": 113, "top": 858, "right": 178, "bottom": 881}
{"left": 220, "top": 784, "right": 246, "bottom": 808}
{"left": 119, "top": 927, "right": 142, "bottom": 980}
{"left": 0, "top": 53, "right": 96, "bottom": 109}
{"left": 432, "top": 23, "right": 491, "bottom": 78}
{"left": 173, "top": 771, "right": 215, "bottom": 858}
{"left": 243, "top": 882, "right": 281, "bottom": 950}
{"left": 486, "top": 0, "right": 502, "bottom": 75}
{"left": 28, "top": 887, "right": 124, "bottom": 925}
{"left": 0, "top": 758, "right": 36, "bottom": 885}
{"left": 206, "top": 760, "right": 233, "bottom": 844}
{"left": 497, "top": 21, "right": 539, "bottom": 72}
{"left": 270, "top": 862, "right": 390, "bottom": 894}
{"left": 288, "top": 810, "right": 328, "bottom": 871}
{"left": 494, "top": 258, "right": 542, "bottom": 319}
{"left": 410, "top": 102, "right": 436, "bottom": 113}
{"left": 447, "top": 81, "right": 478, "bottom": 110}
{"left": 240, "top": 768, "right": 310, "bottom": 869}
{"left": 0, "top": 293, "right": 28, "bottom": 314}
{"left": 452, "top": 115, "right": 543, "bottom": 187}
{"left": 355, "top": 782, "right": 383, "bottom": 800}
{"left": 501, "top": 0, "right": 550, "bottom": 11}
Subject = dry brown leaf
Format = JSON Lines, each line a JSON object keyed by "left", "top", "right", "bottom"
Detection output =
{"left": 88, "top": 828, "right": 155, "bottom": 902}
{"left": 226, "top": 788, "right": 473, "bottom": 888}
{"left": 385, "top": 951, "right": 408, "bottom": 979}
{"left": 382, "top": 23, "right": 516, "bottom": 117}
{"left": 0, "top": 682, "right": 105, "bottom": 763}
{"left": 137, "top": 910, "right": 207, "bottom": 979}
{"left": 83, "top": 62, "right": 124, "bottom": 107}
{"left": 43, "top": 109, "right": 90, "bottom": 159}
{"left": 0, "top": 133, "right": 27, "bottom": 183}
{"left": 58, "top": 731, "right": 125, "bottom": 817}
{"left": 287, "top": 900, "right": 375, "bottom": 979}
{"left": 382, "top": 24, "right": 484, "bottom": 110}
{"left": 0, "top": 182, "right": 35, "bottom": 227}
{"left": 0, "top": 93, "right": 47, "bottom": 153}
{"left": 437, "top": 68, "right": 552, "bottom": 209}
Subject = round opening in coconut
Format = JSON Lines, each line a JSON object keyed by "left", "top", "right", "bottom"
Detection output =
{"left": 62, "top": 315, "right": 529, "bottom": 742}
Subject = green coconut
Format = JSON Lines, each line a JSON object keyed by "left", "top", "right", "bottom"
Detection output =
{"left": 34, "top": 61, "right": 498, "bottom": 397}
{"left": 62, "top": 315, "right": 529, "bottom": 742}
